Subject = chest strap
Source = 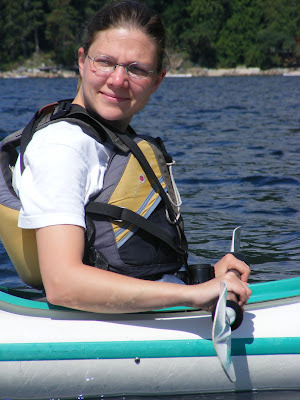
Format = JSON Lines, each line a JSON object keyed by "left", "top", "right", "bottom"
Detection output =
{"left": 85, "top": 202, "right": 186, "bottom": 254}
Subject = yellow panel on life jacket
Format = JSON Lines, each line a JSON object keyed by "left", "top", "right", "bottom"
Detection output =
{"left": 109, "top": 140, "right": 166, "bottom": 245}
{"left": 0, "top": 204, "right": 42, "bottom": 287}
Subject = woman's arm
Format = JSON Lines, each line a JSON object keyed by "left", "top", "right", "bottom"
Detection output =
{"left": 36, "top": 225, "right": 251, "bottom": 313}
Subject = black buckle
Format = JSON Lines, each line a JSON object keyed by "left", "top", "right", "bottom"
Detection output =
{"left": 50, "top": 101, "right": 72, "bottom": 120}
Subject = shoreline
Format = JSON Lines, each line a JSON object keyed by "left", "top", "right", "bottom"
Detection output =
{"left": 1, "top": 66, "right": 300, "bottom": 79}
{"left": 0, "top": 68, "right": 77, "bottom": 79}
{"left": 167, "top": 66, "right": 300, "bottom": 77}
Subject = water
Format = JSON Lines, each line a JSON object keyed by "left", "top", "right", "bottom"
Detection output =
{"left": 0, "top": 76, "right": 299, "bottom": 399}
{"left": 1, "top": 76, "right": 299, "bottom": 286}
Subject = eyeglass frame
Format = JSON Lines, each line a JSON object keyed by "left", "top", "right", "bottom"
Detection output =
{"left": 87, "top": 55, "right": 156, "bottom": 80}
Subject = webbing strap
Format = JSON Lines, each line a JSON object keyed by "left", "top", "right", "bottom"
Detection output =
{"left": 85, "top": 202, "right": 185, "bottom": 254}
{"left": 20, "top": 110, "right": 43, "bottom": 173}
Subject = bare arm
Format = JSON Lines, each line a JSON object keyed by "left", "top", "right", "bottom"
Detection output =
{"left": 36, "top": 225, "right": 251, "bottom": 313}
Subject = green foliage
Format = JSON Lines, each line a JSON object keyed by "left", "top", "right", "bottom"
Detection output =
{"left": 46, "top": 0, "right": 78, "bottom": 65}
{"left": 253, "top": 0, "right": 300, "bottom": 68}
{"left": 182, "top": 0, "right": 232, "bottom": 67}
{"left": 0, "top": 0, "right": 299, "bottom": 71}
{"left": 216, "top": 0, "right": 262, "bottom": 67}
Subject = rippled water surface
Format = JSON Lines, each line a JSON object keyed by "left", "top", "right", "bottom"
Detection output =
{"left": 0, "top": 77, "right": 299, "bottom": 399}
{"left": 2, "top": 76, "right": 299, "bottom": 286}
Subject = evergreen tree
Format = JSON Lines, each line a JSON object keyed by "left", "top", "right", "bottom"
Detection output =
{"left": 46, "top": 0, "right": 78, "bottom": 65}
{"left": 0, "top": 0, "right": 28, "bottom": 65}
{"left": 216, "top": 0, "right": 262, "bottom": 68}
{"left": 0, "top": 0, "right": 299, "bottom": 71}
{"left": 25, "top": 0, "right": 46, "bottom": 55}
{"left": 182, "top": 0, "right": 232, "bottom": 68}
{"left": 254, "top": 0, "right": 300, "bottom": 68}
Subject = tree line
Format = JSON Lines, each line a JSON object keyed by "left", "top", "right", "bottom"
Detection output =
{"left": 1, "top": 0, "right": 299, "bottom": 71}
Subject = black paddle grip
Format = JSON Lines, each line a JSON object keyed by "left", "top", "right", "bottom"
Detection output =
{"left": 226, "top": 269, "right": 244, "bottom": 330}
{"left": 211, "top": 299, "right": 243, "bottom": 331}
{"left": 230, "top": 252, "right": 250, "bottom": 267}
{"left": 226, "top": 300, "right": 243, "bottom": 331}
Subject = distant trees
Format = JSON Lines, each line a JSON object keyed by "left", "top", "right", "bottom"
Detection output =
{"left": 0, "top": 0, "right": 299, "bottom": 70}
{"left": 46, "top": 0, "right": 78, "bottom": 63}
{"left": 253, "top": 0, "right": 300, "bottom": 68}
{"left": 156, "top": 0, "right": 300, "bottom": 69}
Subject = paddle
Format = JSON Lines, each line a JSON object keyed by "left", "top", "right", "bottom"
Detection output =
{"left": 230, "top": 225, "right": 241, "bottom": 253}
{"left": 212, "top": 226, "right": 244, "bottom": 382}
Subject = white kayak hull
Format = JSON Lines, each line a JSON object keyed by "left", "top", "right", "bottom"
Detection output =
{"left": 1, "top": 277, "right": 300, "bottom": 399}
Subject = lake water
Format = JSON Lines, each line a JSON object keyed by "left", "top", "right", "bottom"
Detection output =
{"left": 0, "top": 76, "right": 299, "bottom": 399}
{"left": 1, "top": 76, "right": 299, "bottom": 286}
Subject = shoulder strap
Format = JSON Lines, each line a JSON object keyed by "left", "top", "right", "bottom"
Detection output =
{"left": 50, "top": 101, "right": 130, "bottom": 153}
{"left": 19, "top": 100, "right": 110, "bottom": 173}
{"left": 0, "top": 129, "right": 23, "bottom": 149}
{"left": 20, "top": 109, "right": 43, "bottom": 173}
{"left": 0, "top": 129, "right": 24, "bottom": 200}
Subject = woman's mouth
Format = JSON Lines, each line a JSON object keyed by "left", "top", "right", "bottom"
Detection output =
{"left": 101, "top": 92, "right": 129, "bottom": 103}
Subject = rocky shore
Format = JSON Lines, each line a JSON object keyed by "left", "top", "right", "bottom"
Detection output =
{"left": 0, "top": 67, "right": 77, "bottom": 79}
{"left": 167, "top": 66, "right": 300, "bottom": 77}
{"left": 1, "top": 65, "right": 300, "bottom": 79}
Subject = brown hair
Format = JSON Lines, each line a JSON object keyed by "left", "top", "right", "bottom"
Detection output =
{"left": 81, "top": 0, "right": 167, "bottom": 72}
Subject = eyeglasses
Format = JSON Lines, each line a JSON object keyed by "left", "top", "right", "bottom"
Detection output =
{"left": 88, "top": 55, "right": 155, "bottom": 79}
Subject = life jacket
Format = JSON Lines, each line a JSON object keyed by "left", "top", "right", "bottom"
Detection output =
{"left": 0, "top": 100, "right": 188, "bottom": 287}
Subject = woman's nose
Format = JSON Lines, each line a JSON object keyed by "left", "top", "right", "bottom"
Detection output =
{"left": 108, "top": 65, "right": 129, "bottom": 87}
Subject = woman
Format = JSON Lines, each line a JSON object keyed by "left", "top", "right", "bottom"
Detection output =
{"left": 13, "top": 0, "right": 251, "bottom": 313}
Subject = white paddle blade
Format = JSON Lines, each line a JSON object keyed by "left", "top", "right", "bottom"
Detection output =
{"left": 230, "top": 226, "right": 241, "bottom": 253}
{"left": 212, "top": 281, "right": 236, "bottom": 383}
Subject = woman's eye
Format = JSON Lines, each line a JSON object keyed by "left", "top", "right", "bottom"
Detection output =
{"left": 95, "top": 58, "right": 114, "bottom": 68}
{"left": 129, "top": 65, "right": 148, "bottom": 77}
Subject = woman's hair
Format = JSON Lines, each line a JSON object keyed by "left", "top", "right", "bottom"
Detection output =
{"left": 81, "top": 0, "right": 167, "bottom": 72}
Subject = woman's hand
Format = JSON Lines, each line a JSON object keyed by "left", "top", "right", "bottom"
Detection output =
{"left": 214, "top": 253, "right": 251, "bottom": 283}
{"left": 190, "top": 271, "right": 252, "bottom": 312}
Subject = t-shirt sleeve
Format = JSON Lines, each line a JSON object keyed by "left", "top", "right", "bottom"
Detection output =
{"left": 14, "top": 122, "right": 110, "bottom": 229}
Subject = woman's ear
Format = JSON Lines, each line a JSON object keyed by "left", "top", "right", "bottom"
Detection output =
{"left": 78, "top": 47, "right": 86, "bottom": 77}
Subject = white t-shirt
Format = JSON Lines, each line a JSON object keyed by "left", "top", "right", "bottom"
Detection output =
{"left": 13, "top": 121, "right": 113, "bottom": 229}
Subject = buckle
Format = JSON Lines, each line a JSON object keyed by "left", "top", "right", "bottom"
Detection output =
{"left": 50, "top": 101, "right": 72, "bottom": 120}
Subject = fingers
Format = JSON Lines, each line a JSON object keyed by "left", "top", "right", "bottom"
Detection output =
{"left": 225, "top": 272, "right": 252, "bottom": 307}
{"left": 190, "top": 272, "right": 251, "bottom": 311}
{"left": 214, "top": 253, "right": 251, "bottom": 283}
{"left": 189, "top": 256, "right": 252, "bottom": 310}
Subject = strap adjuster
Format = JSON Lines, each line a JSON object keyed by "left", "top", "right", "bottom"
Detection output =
{"left": 50, "top": 100, "right": 72, "bottom": 120}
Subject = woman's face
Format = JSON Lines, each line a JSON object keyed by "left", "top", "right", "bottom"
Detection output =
{"left": 75, "top": 28, "right": 165, "bottom": 130}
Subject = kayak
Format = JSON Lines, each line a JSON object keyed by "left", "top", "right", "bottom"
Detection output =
{"left": 1, "top": 277, "right": 300, "bottom": 399}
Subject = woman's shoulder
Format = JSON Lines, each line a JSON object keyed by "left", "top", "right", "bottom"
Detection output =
{"left": 33, "top": 120, "right": 95, "bottom": 145}
{"left": 27, "top": 120, "right": 113, "bottom": 156}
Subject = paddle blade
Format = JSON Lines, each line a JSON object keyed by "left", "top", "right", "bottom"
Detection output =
{"left": 230, "top": 226, "right": 241, "bottom": 253}
{"left": 212, "top": 281, "right": 236, "bottom": 383}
